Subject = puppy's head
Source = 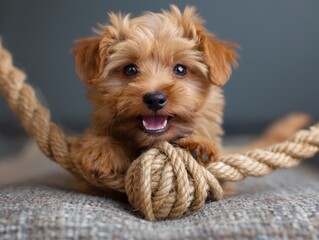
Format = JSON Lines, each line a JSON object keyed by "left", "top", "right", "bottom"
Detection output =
{"left": 72, "top": 5, "right": 238, "bottom": 147}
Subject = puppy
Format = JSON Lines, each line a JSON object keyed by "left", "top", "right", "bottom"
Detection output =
{"left": 71, "top": 5, "right": 238, "bottom": 185}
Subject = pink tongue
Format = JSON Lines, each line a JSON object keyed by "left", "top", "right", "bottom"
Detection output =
{"left": 142, "top": 115, "right": 168, "bottom": 130}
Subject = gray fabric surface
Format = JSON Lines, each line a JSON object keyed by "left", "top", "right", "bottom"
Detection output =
{"left": 0, "top": 142, "right": 318, "bottom": 239}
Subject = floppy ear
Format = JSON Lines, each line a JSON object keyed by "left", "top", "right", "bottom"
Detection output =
{"left": 198, "top": 32, "right": 239, "bottom": 86}
{"left": 72, "top": 37, "right": 102, "bottom": 87}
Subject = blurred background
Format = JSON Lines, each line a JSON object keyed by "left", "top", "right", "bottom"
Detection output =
{"left": 0, "top": 1, "right": 318, "bottom": 160}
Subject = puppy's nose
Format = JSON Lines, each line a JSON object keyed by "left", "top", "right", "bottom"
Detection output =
{"left": 143, "top": 92, "right": 167, "bottom": 111}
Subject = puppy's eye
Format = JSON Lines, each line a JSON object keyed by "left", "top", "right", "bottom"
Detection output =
{"left": 173, "top": 64, "right": 187, "bottom": 77}
{"left": 123, "top": 64, "right": 138, "bottom": 76}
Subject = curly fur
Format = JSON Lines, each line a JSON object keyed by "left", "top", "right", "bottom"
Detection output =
{"left": 72, "top": 5, "right": 238, "bottom": 181}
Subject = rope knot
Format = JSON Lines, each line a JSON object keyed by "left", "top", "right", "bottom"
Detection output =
{"left": 125, "top": 142, "right": 223, "bottom": 221}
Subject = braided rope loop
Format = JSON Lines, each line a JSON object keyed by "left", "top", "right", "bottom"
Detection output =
{"left": 125, "top": 142, "right": 223, "bottom": 221}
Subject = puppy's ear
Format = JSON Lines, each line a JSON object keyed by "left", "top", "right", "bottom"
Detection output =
{"left": 199, "top": 32, "right": 239, "bottom": 86}
{"left": 72, "top": 37, "right": 102, "bottom": 87}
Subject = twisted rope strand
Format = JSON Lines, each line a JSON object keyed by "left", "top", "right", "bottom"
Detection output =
{"left": 0, "top": 45, "right": 127, "bottom": 191}
{"left": 1, "top": 44, "right": 318, "bottom": 221}
{"left": 0, "top": 46, "right": 72, "bottom": 170}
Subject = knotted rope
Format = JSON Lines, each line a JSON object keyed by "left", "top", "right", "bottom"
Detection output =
{"left": 1, "top": 44, "right": 318, "bottom": 221}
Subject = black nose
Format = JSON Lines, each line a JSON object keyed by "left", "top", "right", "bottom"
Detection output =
{"left": 143, "top": 92, "right": 167, "bottom": 111}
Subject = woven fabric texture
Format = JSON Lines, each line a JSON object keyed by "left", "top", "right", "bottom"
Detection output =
{"left": 0, "top": 142, "right": 318, "bottom": 240}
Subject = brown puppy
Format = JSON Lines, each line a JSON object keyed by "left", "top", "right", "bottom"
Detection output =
{"left": 71, "top": 5, "right": 238, "bottom": 187}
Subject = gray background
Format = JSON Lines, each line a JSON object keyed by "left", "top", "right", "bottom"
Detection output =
{"left": 0, "top": 0, "right": 318, "bottom": 135}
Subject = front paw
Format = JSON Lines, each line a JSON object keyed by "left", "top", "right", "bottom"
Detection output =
{"left": 175, "top": 137, "right": 218, "bottom": 164}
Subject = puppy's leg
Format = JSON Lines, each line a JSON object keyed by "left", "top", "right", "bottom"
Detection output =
{"left": 71, "top": 134, "right": 131, "bottom": 192}
{"left": 174, "top": 135, "right": 219, "bottom": 165}
{"left": 224, "top": 113, "right": 311, "bottom": 154}
{"left": 251, "top": 113, "right": 311, "bottom": 148}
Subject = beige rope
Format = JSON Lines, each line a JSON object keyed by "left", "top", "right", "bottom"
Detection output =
{"left": 0, "top": 45, "right": 71, "bottom": 169}
{"left": 0, "top": 44, "right": 126, "bottom": 192}
{"left": 1, "top": 44, "right": 318, "bottom": 221}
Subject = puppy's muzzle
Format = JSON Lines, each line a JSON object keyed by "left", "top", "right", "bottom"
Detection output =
{"left": 143, "top": 92, "right": 167, "bottom": 112}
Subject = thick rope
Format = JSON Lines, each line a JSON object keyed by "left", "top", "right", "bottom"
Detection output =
{"left": 1, "top": 44, "right": 318, "bottom": 221}
{"left": 0, "top": 45, "right": 126, "bottom": 192}
{"left": 0, "top": 45, "right": 71, "bottom": 169}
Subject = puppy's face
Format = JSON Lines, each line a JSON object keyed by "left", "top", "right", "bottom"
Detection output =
{"left": 73, "top": 5, "right": 238, "bottom": 147}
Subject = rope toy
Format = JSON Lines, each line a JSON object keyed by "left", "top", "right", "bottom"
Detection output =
{"left": 1, "top": 44, "right": 318, "bottom": 221}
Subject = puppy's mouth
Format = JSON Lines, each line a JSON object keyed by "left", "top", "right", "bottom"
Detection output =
{"left": 139, "top": 115, "right": 172, "bottom": 134}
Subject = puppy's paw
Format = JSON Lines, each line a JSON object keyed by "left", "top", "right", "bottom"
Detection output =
{"left": 175, "top": 137, "right": 219, "bottom": 165}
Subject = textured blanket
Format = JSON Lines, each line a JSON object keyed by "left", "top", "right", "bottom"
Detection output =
{"left": 0, "top": 141, "right": 318, "bottom": 239}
